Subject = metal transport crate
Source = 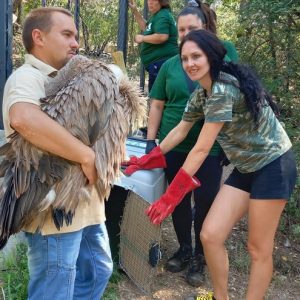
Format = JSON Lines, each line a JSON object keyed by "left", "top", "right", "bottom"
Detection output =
{"left": 108, "top": 137, "right": 167, "bottom": 294}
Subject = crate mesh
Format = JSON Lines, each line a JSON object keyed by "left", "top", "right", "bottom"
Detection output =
{"left": 119, "top": 191, "right": 161, "bottom": 294}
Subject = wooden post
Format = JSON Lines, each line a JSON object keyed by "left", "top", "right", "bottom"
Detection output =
{"left": 112, "top": 51, "right": 127, "bottom": 75}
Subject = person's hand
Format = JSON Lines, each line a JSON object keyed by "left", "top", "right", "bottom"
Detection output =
{"left": 81, "top": 149, "right": 98, "bottom": 185}
{"left": 135, "top": 34, "right": 144, "bottom": 44}
{"left": 146, "top": 168, "right": 201, "bottom": 224}
{"left": 121, "top": 155, "right": 138, "bottom": 167}
{"left": 145, "top": 140, "right": 157, "bottom": 154}
{"left": 128, "top": 0, "right": 137, "bottom": 11}
{"left": 123, "top": 146, "right": 166, "bottom": 176}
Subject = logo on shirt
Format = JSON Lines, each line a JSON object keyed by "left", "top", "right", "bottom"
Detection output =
{"left": 146, "top": 23, "right": 152, "bottom": 32}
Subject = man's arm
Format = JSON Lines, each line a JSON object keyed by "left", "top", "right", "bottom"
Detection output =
{"left": 10, "top": 102, "right": 97, "bottom": 184}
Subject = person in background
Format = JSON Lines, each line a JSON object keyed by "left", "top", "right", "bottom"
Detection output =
{"left": 2, "top": 7, "right": 113, "bottom": 299}
{"left": 125, "top": 29, "right": 297, "bottom": 300}
{"left": 129, "top": 0, "right": 178, "bottom": 92}
{"left": 145, "top": 0, "right": 238, "bottom": 287}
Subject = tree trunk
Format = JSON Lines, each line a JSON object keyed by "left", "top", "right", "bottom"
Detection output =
{"left": 81, "top": 20, "right": 90, "bottom": 53}
{"left": 285, "top": 14, "right": 293, "bottom": 93}
{"left": 267, "top": 18, "right": 278, "bottom": 80}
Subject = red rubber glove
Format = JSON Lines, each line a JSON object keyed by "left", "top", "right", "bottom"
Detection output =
{"left": 146, "top": 168, "right": 201, "bottom": 225}
{"left": 123, "top": 146, "right": 166, "bottom": 176}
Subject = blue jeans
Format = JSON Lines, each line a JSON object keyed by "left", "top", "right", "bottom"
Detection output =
{"left": 25, "top": 223, "right": 113, "bottom": 300}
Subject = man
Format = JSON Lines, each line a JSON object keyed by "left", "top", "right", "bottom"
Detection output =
{"left": 2, "top": 7, "right": 113, "bottom": 300}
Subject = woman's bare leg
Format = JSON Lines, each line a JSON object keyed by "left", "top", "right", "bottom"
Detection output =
{"left": 200, "top": 185, "right": 250, "bottom": 300}
{"left": 246, "top": 199, "right": 286, "bottom": 300}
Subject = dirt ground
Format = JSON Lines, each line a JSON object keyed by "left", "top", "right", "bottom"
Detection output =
{"left": 117, "top": 220, "right": 300, "bottom": 300}
{"left": 117, "top": 166, "right": 300, "bottom": 300}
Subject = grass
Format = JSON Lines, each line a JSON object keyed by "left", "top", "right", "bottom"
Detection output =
{"left": 103, "top": 265, "right": 124, "bottom": 300}
{"left": 0, "top": 243, "right": 29, "bottom": 300}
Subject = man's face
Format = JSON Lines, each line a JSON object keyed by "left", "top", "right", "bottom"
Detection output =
{"left": 41, "top": 12, "right": 79, "bottom": 70}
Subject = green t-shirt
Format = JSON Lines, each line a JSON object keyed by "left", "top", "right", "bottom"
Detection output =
{"left": 149, "top": 54, "right": 220, "bottom": 155}
{"left": 222, "top": 40, "right": 239, "bottom": 62}
{"left": 140, "top": 9, "right": 178, "bottom": 67}
{"left": 183, "top": 72, "right": 292, "bottom": 173}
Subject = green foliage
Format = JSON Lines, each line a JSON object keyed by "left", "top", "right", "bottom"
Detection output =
{"left": 103, "top": 266, "right": 124, "bottom": 300}
{"left": 79, "top": 0, "right": 119, "bottom": 54}
{"left": 0, "top": 243, "right": 29, "bottom": 300}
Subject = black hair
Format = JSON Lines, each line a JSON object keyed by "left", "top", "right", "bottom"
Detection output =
{"left": 178, "top": 0, "right": 216, "bottom": 34}
{"left": 180, "top": 29, "right": 279, "bottom": 123}
{"left": 159, "top": 0, "right": 171, "bottom": 9}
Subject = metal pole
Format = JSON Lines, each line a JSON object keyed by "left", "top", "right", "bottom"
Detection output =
{"left": 139, "top": 0, "right": 148, "bottom": 92}
{"left": 0, "top": 0, "right": 13, "bottom": 129}
{"left": 74, "top": 0, "right": 80, "bottom": 42}
{"left": 117, "top": 0, "right": 129, "bottom": 62}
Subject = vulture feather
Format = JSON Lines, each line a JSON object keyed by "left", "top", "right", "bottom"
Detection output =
{"left": 0, "top": 55, "right": 146, "bottom": 249}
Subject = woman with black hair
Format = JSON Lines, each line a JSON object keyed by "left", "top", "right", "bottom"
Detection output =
{"left": 124, "top": 29, "right": 297, "bottom": 299}
{"left": 145, "top": 0, "right": 239, "bottom": 288}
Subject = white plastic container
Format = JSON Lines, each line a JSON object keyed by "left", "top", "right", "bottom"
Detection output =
{"left": 115, "top": 137, "right": 167, "bottom": 204}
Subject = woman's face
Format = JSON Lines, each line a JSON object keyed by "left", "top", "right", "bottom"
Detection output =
{"left": 181, "top": 40, "right": 211, "bottom": 83}
{"left": 147, "top": 0, "right": 162, "bottom": 14}
{"left": 177, "top": 14, "right": 204, "bottom": 42}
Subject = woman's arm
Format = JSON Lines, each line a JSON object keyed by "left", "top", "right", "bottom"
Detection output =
{"left": 129, "top": 1, "right": 146, "bottom": 31}
{"left": 147, "top": 99, "right": 165, "bottom": 140}
{"left": 159, "top": 120, "right": 195, "bottom": 154}
{"left": 182, "top": 122, "right": 224, "bottom": 175}
{"left": 135, "top": 33, "right": 169, "bottom": 44}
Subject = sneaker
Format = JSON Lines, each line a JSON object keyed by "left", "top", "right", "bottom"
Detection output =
{"left": 185, "top": 253, "right": 205, "bottom": 287}
{"left": 165, "top": 245, "right": 192, "bottom": 273}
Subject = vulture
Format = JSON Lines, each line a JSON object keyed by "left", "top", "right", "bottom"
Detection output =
{"left": 0, "top": 55, "right": 146, "bottom": 249}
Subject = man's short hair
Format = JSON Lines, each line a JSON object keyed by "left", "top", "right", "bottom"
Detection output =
{"left": 22, "top": 7, "right": 73, "bottom": 53}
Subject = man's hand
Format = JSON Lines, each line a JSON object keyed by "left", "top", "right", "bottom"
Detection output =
{"left": 81, "top": 148, "right": 98, "bottom": 185}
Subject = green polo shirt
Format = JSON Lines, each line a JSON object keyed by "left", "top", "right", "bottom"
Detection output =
{"left": 140, "top": 8, "right": 178, "bottom": 67}
{"left": 223, "top": 40, "right": 239, "bottom": 62}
